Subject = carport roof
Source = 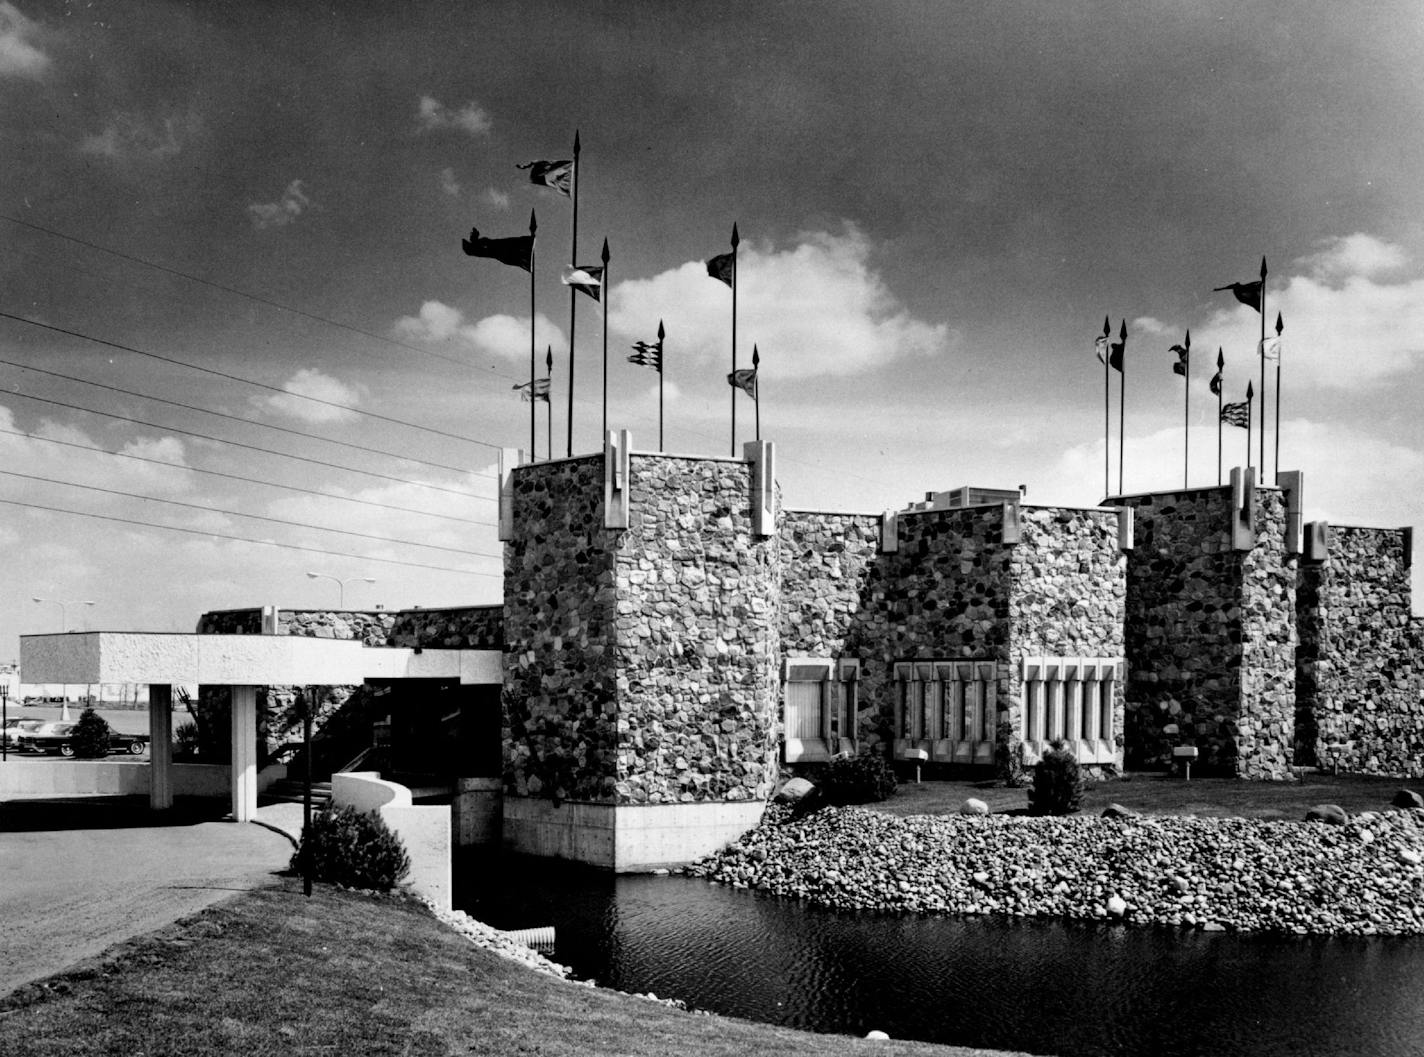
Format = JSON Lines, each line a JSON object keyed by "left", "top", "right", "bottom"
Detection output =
{"left": 19, "top": 632, "right": 501, "bottom": 686}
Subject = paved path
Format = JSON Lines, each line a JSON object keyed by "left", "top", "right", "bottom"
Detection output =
{"left": 0, "top": 797, "right": 294, "bottom": 996}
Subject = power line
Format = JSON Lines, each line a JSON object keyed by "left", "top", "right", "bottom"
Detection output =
{"left": 4, "top": 389, "right": 488, "bottom": 499}
{"left": 0, "top": 356, "right": 492, "bottom": 480}
{"left": 0, "top": 310, "right": 506, "bottom": 450}
{"left": 0, "top": 211, "right": 520, "bottom": 380}
{"left": 0, "top": 468, "right": 501, "bottom": 558}
{"left": 0, "top": 427, "right": 497, "bottom": 526}
{"left": 0, "top": 496, "right": 501, "bottom": 577}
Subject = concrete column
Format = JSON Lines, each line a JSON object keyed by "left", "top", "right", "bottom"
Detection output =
{"left": 148, "top": 684, "right": 173, "bottom": 810}
{"left": 230, "top": 685, "right": 258, "bottom": 822}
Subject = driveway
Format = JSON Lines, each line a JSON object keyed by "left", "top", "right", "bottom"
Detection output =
{"left": 0, "top": 797, "right": 294, "bottom": 995}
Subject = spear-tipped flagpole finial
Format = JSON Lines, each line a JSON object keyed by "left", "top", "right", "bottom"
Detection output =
{"left": 1102, "top": 315, "right": 1111, "bottom": 337}
{"left": 1276, "top": 311, "right": 1284, "bottom": 335}
{"left": 529, "top": 209, "right": 537, "bottom": 235}
{"left": 1260, "top": 255, "right": 1268, "bottom": 280}
{"left": 731, "top": 222, "right": 740, "bottom": 249}
{"left": 574, "top": 128, "right": 581, "bottom": 154}
{"left": 601, "top": 237, "right": 610, "bottom": 264}
{"left": 1185, "top": 328, "right": 1191, "bottom": 349}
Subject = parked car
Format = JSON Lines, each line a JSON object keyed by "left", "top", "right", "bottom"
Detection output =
{"left": 17, "top": 722, "right": 150, "bottom": 757}
{"left": 1, "top": 717, "right": 45, "bottom": 749}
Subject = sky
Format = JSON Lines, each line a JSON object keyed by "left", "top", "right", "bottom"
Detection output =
{"left": 3, "top": 0, "right": 1424, "bottom": 661}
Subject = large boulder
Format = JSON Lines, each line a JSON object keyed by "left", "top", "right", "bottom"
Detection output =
{"left": 1305, "top": 804, "right": 1348, "bottom": 826}
{"left": 1391, "top": 789, "right": 1424, "bottom": 810}
{"left": 1101, "top": 802, "right": 1140, "bottom": 819}
{"left": 959, "top": 797, "right": 990, "bottom": 816}
{"left": 774, "top": 777, "right": 817, "bottom": 806}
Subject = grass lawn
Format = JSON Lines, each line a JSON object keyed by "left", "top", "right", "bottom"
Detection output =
{"left": 875, "top": 769, "right": 1419, "bottom": 819}
{"left": 0, "top": 877, "right": 1031, "bottom": 1057}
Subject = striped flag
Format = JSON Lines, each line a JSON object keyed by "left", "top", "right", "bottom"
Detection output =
{"left": 516, "top": 159, "right": 572, "bottom": 196}
{"left": 628, "top": 340, "right": 661, "bottom": 373}
{"left": 514, "top": 378, "right": 550, "bottom": 402}
{"left": 1220, "top": 399, "right": 1250, "bottom": 428}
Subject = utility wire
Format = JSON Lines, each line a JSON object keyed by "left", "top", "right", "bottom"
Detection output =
{"left": 0, "top": 357, "right": 493, "bottom": 480}
{"left": 0, "top": 427, "right": 497, "bottom": 526}
{"left": 0, "top": 468, "right": 500, "bottom": 558}
{"left": 4, "top": 389, "right": 488, "bottom": 499}
{"left": 0, "top": 310, "right": 505, "bottom": 450}
{"left": 0, "top": 212, "right": 520, "bottom": 380}
{"left": 0, "top": 496, "right": 501, "bottom": 577}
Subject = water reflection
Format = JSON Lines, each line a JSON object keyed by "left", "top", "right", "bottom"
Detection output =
{"left": 456, "top": 852, "right": 1424, "bottom": 1057}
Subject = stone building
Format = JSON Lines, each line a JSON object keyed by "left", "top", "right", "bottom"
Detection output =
{"left": 175, "top": 434, "right": 1420, "bottom": 869}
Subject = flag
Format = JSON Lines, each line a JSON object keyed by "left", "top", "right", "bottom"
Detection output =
{"left": 560, "top": 264, "right": 603, "bottom": 302}
{"left": 1220, "top": 399, "right": 1250, "bottom": 428}
{"left": 1213, "top": 280, "right": 1262, "bottom": 312}
{"left": 1094, "top": 334, "right": 1109, "bottom": 365}
{"left": 1106, "top": 338, "right": 1124, "bottom": 372}
{"left": 1260, "top": 335, "right": 1282, "bottom": 362}
{"left": 1209, "top": 367, "right": 1223, "bottom": 397}
{"left": 514, "top": 378, "right": 550, "bottom": 402}
{"left": 516, "top": 159, "right": 572, "bottom": 196}
{"left": 706, "top": 250, "right": 734, "bottom": 287}
{"left": 627, "top": 340, "right": 661, "bottom": 373}
{"left": 462, "top": 227, "right": 533, "bottom": 272}
{"left": 1170, "top": 343, "right": 1189, "bottom": 377}
{"left": 727, "top": 367, "right": 757, "bottom": 397}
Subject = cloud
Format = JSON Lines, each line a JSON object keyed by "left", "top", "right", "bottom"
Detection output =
{"left": 438, "top": 167, "right": 461, "bottom": 196}
{"left": 1184, "top": 234, "right": 1424, "bottom": 391}
{"left": 392, "top": 301, "right": 566, "bottom": 361}
{"left": 259, "top": 368, "right": 361, "bottom": 423}
{"left": 80, "top": 110, "right": 201, "bottom": 163}
{"left": 609, "top": 225, "right": 954, "bottom": 378}
{"left": 482, "top": 187, "right": 510, "bottom": 210}
{"left": 415, "top": 95, "right": 492, "bottom": 135}
{"left": 247, "top": 180, "right": 311, "bottom": 229}
{"left": 0, "top": 1, "right": 48, "bottom": 78}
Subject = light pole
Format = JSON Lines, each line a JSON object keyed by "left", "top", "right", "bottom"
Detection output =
{"left": 32, "top": 597, "right": 96, "bottom": 633}
{"left": 304, "top": 572, "right": 376, "bottom": 608}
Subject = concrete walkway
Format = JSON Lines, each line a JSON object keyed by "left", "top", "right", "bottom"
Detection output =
{"left": 0, "top": 797, "right": 295, "bottom": 996}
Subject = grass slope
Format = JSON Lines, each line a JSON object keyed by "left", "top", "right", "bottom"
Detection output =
{"left": 0, "top": 878, "right": 1031, "bottom": 1057}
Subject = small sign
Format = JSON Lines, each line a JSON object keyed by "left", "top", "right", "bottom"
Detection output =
{"left": 1172, "top": 746, "right": 1199, "bottom": 759}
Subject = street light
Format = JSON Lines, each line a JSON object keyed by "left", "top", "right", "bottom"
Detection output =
{"left": 32, "top": 597, "right": 97, "bottom": 632}
{"left": 304, "top": 572, "right": 376, "bottom": 608}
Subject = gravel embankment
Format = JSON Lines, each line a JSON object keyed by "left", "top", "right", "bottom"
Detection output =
{"left": 685, "top": 805, "right": 1424, "bottom": 935}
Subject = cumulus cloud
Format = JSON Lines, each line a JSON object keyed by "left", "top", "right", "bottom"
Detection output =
{"left": 1187, "top": 234, "right": 1424, "bottom": 390}
{"left": 392, "top": 301, "right": 566, "bottom": 361}
{"left": 438, "top": 167, "right": 461, "bottom": 196}
{"left": 0, "top": 1, "right": 48, "bottom": 78}
{"left": 609, "top": 225, "right": 954, "bottom": 378}
{"left": 80, "top": 110, "right": 201, "bottom": 163}
{"left": 247, "top": 180, "right": 311, "bottom": 229}
{"left": 415, "top": 95, "right": 492, "bottom": 135}
{"left": 259, "top": 368, "right": 361, "bottom": 423}
{"left": 482, "top": 187, "right": 510, "bottom": 210}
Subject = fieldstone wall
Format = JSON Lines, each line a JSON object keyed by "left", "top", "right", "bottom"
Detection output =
{"left": 1299, "top": 525, "right": 1424, "bottom": 776}
{"left": 1117, "top": 485, "right": 1296, "bottom": 778}
{"left": 387, "top": 605, "right": 503, "bottom": 649}
{"left": 779, "top": 510, "right": 887, "bottom": 744}
{"left": 195, "top": 609, "right": 262, "bottom": 634}
{"left": 1008, "top": 507, "right": 1128, "bottom": 762}
{"left": 612, "top": 456, "right": 782, "bottom": 805}
{"left": 196, "top": 608, "right": 396, "bottom": 646}
{"left": 501, "top": 456, "right": 618, "bottom": 802}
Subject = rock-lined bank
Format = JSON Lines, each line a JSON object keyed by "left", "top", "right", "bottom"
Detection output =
{"left": 686, "top": 805, "right": 1424, "bottom": 935}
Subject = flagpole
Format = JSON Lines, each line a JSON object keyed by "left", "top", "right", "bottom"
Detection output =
{"left": 1216, "top": 348, "right": 1224, "bottom": 487}
{"left": 1101, "top": 316, "right": 1110, "bottom": 499}
{"left": 566, "top": 131, "right": 580, "bottom": 459}
{"left": 529, "top": 209, "right": 537, "bottom": 460}
{"left": 601, "top": 238, "right": 610, "bottom": 443}
{"left": 657, "top": 320, "right": 665, "bottom": 453}
{"left": 1246, "top": 382, "right": 1254, "bottom": 471}
{"left": 1274, "top": 312, "right": 1283, "bottom": 477}
{"left": 1183, "top": 329, "right": 1190, "bottom": 489}
{"left": 1258, "top": 256, "right": 1267, "bottom": 476}
{"left": 1117, "top": 318, "right": 1126, "bottom": 496}
{"left": 753, "top": 345, "right": 761, "bottom": 442}
{"left": 730, "top": 223, "right": 740, "bottom": 457}
{"left": 546, "top": 345, "right": 553, "bottom": 462}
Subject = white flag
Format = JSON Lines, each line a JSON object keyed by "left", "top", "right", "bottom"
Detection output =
{"left": 1260, "top": 335, "right": 1282, "bottom": 362}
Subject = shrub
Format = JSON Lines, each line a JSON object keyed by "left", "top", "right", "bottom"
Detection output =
{"left": 172, "top": 720, "right": 200, "bottom": 760}
{"left": 1027, "top": 739, "right": 1084, "bottom": 816}
{"left": 70, "top": 708, "right": 112, "bottom": 759}
{"left": 818, "top": 753, "right": 897, "bottom": 805}
{"left": 291, "top": 806, "right": 411, "bottom": 891}
{"left": 994, "top": 718, "right": 1027, "bottom": 787}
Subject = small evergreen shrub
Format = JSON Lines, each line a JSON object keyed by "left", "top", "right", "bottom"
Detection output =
{"left": 1027, "top": 739, "right": 1084, "bottom": 816}
{"left": 291, "top": 806, "right": 411, "bottom": 891}
{"left": 70, "top": 707, "right": 112, "bottom": 759}
{"left": 818, "top": 753, "right": 897, "bottom": 805}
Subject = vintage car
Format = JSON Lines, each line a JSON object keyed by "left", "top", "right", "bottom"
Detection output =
{"left": 17, "top": 722, "right": 150, "bottom": 757}
{"left": 1, "top": 717, "right": 45, "bottom": 749}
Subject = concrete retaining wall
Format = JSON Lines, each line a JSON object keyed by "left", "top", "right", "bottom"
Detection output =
{"left": 0, "top": 761, "right": 230, "bottom": 799}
